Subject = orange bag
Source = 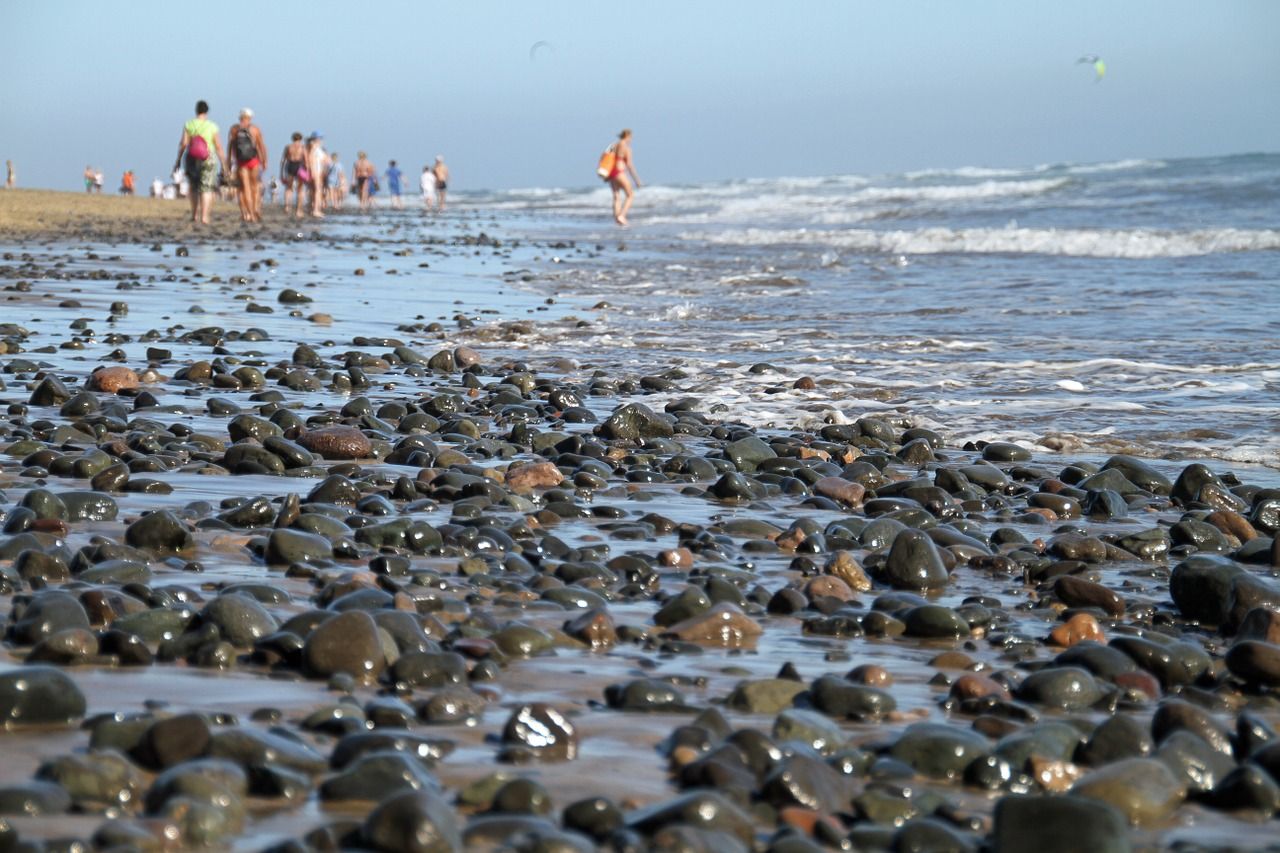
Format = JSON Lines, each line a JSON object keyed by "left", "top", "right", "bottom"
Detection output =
{"left": 596, "top": 145, "right": 617, "bottom": 180}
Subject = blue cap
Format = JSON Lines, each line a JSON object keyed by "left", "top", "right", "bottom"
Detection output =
{"left": 309, "top": 131, "right": 323, "bottom": 140}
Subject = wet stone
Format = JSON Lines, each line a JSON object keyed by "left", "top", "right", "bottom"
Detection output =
{"left": 320, "top": 752, "right": 439, "bottom": 802}
{"left": 878, "top": 529, "right": 949, "bottom": 590}
{"left": 201, "top": 594, "right": 278, "bottom": 648}
{"left": 304, "top": 611, "right": 388, "bottom": 681}
{"left": 361, "top": 788, "right": 462, "bottom": 853}
{"left": 0, "top": 667, "right": 86, "bottom": 727}
{"left": 1016, "top": 666, "right": 1105, "bottom": 710}
{"left": 1071, "top": 757, "right": 1186, "bottom": 826}
{"left": 992, "top": 794, "right": 1131, "bottom": 853}
{"left": 501, "top": 703, "right": 579, "bottom": 761}
{"left": 125, "top": 510, "right": 193, "bottom": 553}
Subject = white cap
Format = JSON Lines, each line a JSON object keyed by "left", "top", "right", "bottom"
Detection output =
{"left": 240, "top": 107, "right": 253, "bottom": 118}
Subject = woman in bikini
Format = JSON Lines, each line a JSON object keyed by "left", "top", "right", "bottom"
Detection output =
{"left": 279, "top": 132, "right": 307, "bottom": 219}
{"left": 229, "top": 108, "right": 267, "bottom": 223}
{"left": 353, "top": 152, "right": 376, "bottom": 212}
{"left": 608, "top": 128, "right": 641, "bottom": 226}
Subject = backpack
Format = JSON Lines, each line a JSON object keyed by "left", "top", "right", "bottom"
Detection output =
{"left": 596, "top": 145, "right": 617, "bottom": 180}
{"left": 233, "top": 128, "right": 257, "bottom": 163}
{"left": 188, "top": 133, "right": 209, "bottom": 162}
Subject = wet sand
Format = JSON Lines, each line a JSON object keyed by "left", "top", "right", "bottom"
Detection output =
{"left": 0, "top": 199, "right": 1278, "bottom": 852}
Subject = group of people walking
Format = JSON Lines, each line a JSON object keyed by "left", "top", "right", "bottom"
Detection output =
{"left": 173, "top": 100, "right": 450, "bottom": 226}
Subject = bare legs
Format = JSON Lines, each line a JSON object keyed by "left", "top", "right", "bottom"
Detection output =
{"left": 610, "top": 175, "right": 634, "bottom": 226}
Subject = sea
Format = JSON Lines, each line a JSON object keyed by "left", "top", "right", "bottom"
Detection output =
{"left": 469, "top": 152, "right": 1280, "bottom": 471}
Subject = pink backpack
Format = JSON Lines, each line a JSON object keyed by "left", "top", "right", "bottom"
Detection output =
{"left": 188, "top": 134, "right": 209, "bottom": 161}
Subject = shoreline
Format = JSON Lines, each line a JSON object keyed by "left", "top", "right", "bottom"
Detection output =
{"left": 0, "top": 197, "right": 1277, "bottom": 850}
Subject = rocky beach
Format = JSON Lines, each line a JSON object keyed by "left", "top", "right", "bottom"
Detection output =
{"left": 0, "top": 185, "right": 1279, "bottom": 852}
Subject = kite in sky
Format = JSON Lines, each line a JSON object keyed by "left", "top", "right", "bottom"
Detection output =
{"left": 1077, "top": 55, "right": 1106, "bottom": 82}
{"left": 529, "top": 41, "right": 554, "bottom": 62}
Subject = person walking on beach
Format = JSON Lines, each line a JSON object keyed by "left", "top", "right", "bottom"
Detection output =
{"left": 420, "top": 165, "right": 437, "bottom": 211}
{"left": 385, "top": 160, "right": 403, "bottom": 209}
{"left": 353, "top": 152, "right": 376, "bottom": 212}
{"left": 120, "top": 170, "right": 135, "bottom": 195}
{"left": 306, "top": 132, "right": 329, "bottom": 217}
{"left": 432, "top": 156, "right": 449, "bottom": 211}
{"left": 173, "top": 100, "right": 227, "bottom": 226}
{"left": 326, "top": 152, "right": 344, "bottom": 209}
{"left": 84, "top": 166, "right": 95, "bottom": 193}
{"left": 5, "top": 161, "right": 13, "bottom": 189}
{"left": 280, "top": 132, "right": 307, "bottom": 218}
{"left": 229, "top": 108, "right": 267, "bottom": 223}
{"left": 605, "top": 128, "right": 641, "bottom": 226}
{"left": 94, "top": 169, "right": 104, "bottom": 194}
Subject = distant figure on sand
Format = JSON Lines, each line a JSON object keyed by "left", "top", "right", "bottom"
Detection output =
{"left": 84, "top": 166, "right": 95, "bottom": 193}
{"left": 432, "top": 156, "right": 449, "bottom": 211}
{"left": 120, "top": 171, "right": 135, "bottom": 195}
{"left": 420, "top": 165, "right": 437, "bottom": 211}
{"left": 326, "top": 152, "right": 345, "bottom": 209}
{"left": 606, "top": 128, "right": 641, "bottom": 226}
{"left": 306, "top": 132, "right": 329, "bottom": 217}
{"left": 174, "top": 100, "right": 227, "bottom": 226}
{"left": 150, "top": 176, "right": 163, "bottom": 198}
{"left": 229, "top": 108, "right": 267, "bottom": 223}
{"left": 280, "top": 132, "right": 307, "bottom": 218}
{"left": 94, "top": 169, "right": 104, "bottom": 194}
{"left": 385, "top": 160, "right": 403, "bottom": 208}
{"left": 5, "top": 160, "right": 13, "bottom": 189}
{"left": 354, "top": 152, "right": 376, "bottom": 212}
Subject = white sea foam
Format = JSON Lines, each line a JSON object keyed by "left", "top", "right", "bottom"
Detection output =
{"left": 686, "top": 226, "right": 1280, "bottom": 258}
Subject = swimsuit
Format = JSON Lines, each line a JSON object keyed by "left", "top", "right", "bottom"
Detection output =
{"left": 239, "top": 158, "right": 261, "bottom": 172}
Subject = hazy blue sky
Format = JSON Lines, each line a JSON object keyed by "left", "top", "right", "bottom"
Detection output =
{"left": 3, "top": 0, "right": 1277, "bottom": 192}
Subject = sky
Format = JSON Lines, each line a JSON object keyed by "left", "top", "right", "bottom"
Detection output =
{"left": 2, "top": 0, "right": 1277, "bottom": 193}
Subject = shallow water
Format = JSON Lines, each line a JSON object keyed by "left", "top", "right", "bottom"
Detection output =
{"left": 475, "top": 153, "right": 1280, "bottom": 469}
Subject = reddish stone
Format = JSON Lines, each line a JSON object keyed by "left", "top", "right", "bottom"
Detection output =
{"left": 949, "top": 673, "right": 1012, "bottom": 702}
{"left": 504, "top": 461, "right": 565, "bottom": 494}
{"left": 1114, "top": 670, "right": 1162, "bottom": 700}
{"left": 88, "top": 366, "right": 140, "bottom": 393}
{"left": 804, "top": 575, "right": 857, "bottom": 602}
{"left": 1205, "top": 510, "right": 1256, "bottom": 543}
{"left": 658, "top": 547, "right": 694, "bottom": 568}
{"left": 813, "top": 477, "right": 866, "bottom": 508}
{"left": 297, "top": 426, "right": 372, "bottom": 460}
{"left": 1048, "top": 612, "right": 1106, "bottom": 647}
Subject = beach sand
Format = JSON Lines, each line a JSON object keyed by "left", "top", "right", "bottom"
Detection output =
{"left": 0, "top": 188, "right": 317, "bottom": 242}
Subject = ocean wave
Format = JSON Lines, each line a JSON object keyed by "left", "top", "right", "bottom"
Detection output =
{"left": 905, "top": 164, "right": 1051, "bottom": 180}
{"left": 686, "top": 226, "right": 1280, "bottom": 258}
{"left": 1064, "top": 158, "right": 1168, "bottom": 175}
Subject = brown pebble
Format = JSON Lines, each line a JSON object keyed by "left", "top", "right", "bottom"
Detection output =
{"left": 1054, "top": 575, "right": 1125, "bottom": 616}
{"left": 949, "top": 673, "right": 1011, "bottom": 702}
{"left": 792, "top": 376, "right": 816, "bottom": 390}
{"left": 1048, "top": 612, "right": 1106, "bottom": 647}
{"left": 503, "top": 461, "right": 565, "bottom": 494}
{"left": 848, "top": 664, "right": 892, "bottom": 686}
{"left": 804, "top": 575, "right": 857, "bottom": 602}
{"left": 822, "top": 550, "right": 871, "bottom": 592}
{"left": 659, "top": 547, "right": 695, "bottom": 568}
{"left": 813, "top": 477, "right": 866, "bottom": 508}
{"left": 296, "top": 425, "right": 373, "bottom": 460}
{"left": 88, "top": 365, "right": 140, "bottom": 392}
{"left": 1114, "top": 670, "right": 1162, "bottom": 700}
{"left": 1205, "top": 509, "right": 1256, "bottom": 543}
